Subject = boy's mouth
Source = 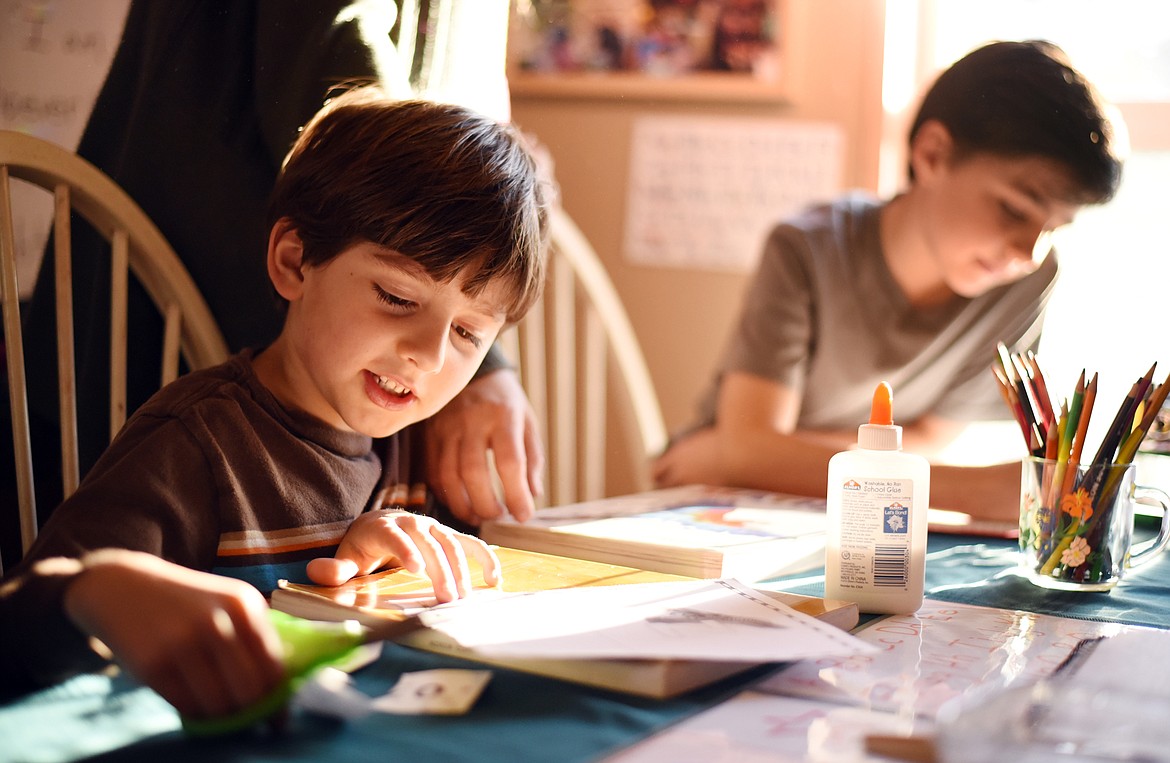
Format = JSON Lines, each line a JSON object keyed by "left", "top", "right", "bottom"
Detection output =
{"left": 374, "top": 374, "right": 412, "bottom": 398}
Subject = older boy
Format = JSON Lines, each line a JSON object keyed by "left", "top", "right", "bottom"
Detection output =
{"left": 0, "top": 89, "right": 548, "bottom": 721}
{"left": 654, "top": 40, "right": 1123, "bottom": 522}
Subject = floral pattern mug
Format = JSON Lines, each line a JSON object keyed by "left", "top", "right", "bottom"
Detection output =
{"left": 1019, "top": 456, "right": 1170, "bottom": 591}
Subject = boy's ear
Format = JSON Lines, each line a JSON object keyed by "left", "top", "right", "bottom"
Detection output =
{"left": 908, "top": 119, "right": 955, "bottom": 183}
{"left": 267, "top": 218, "right": 307, "bottom": 301}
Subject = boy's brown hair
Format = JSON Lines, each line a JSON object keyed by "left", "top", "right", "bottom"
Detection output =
{"left": 908, "top": 40, "right": 1123, "bottom": 204}
{"left": 268, "top": 88, "right": 549, "bottom": 323}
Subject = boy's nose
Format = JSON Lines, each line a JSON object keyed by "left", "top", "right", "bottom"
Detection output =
{"left": 1006, "top": 227, "right": 1051, "bottom": 268}
{"left": 401, "top": 322, "right": 447, "bottom": 374}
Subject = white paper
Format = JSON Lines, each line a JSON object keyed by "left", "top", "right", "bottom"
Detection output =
{"left": 624, "top": 115, "right": 842, "bottom": 273}
{"left": 0, "top": 0, "right": 131, "bottom": 298}
{"left": 294, "top": 667, "right": 492, "bottom": 718}
{"left": 604, "top": 690, "right": 922, "bottom": 763}
{"left": 756, "top": 599, "right": 1130, "bottom": 718}
{"left": 370, "top": 669, "right": 492, "bottom": 716}
{"left": 419, "top": 578, "right": 875, "bottom": 662}
{"left": 1063, "top": 627, "right": 1170, "bottom": 695}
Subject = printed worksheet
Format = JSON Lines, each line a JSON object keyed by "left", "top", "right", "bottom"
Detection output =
{"left": 755, "top": 599, "right": 1130, "bottom": 718}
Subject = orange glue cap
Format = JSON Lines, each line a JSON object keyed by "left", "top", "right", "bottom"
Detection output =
{"left": 859, "top": 381, "right": 901, "bottom": 450}
{"left": 869, "top": 381, "right": 894, "bottom": 425}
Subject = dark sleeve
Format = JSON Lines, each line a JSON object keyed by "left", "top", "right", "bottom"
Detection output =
{"left": 0, "top": 558, "right": 105, "bottom": 694}
{"left": 0, "top": 416, "right": 220, "bottom": 692}
{"left": 253, "top": 0, "right": 411, "bottom": 169}
{"left": 474, "top": 343, "right": 514, "bottom": 378}
{"left": 17, "top": 414, "right": 220, "bottom": 568}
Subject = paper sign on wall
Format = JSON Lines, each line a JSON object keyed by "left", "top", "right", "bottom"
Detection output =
{"left": 0, "top": 0, "right": 131, "bottom": 298}
{"left": 623, "top": 114, "right": 842, "bottom": 273}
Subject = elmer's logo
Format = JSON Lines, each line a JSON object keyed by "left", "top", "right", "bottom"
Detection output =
{"left": 842, "top": 479, "right": 861, "bottom": 491}
{"left": 884, "top": 502, "right": 909, "bottom": 534}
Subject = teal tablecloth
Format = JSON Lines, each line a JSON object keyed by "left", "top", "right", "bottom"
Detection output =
{"left": 0, "top": 630, "right": 773, "bottom": 763}
{"left": 5, "top": 530, "right": 1170, "bottom": 763}
{"left": 774, "top": 528, "right": 1170, "bottom": 631}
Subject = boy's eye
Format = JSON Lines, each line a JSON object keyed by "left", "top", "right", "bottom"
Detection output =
{"left": 453, "top": 324, "right": 483, "bottom": 349}
{"left": 374, "top": 283, "right": 484, "bottom": 349}
{"left": 373, "top": 284, "right": 415, "bottom": 310}
{"left": 999, "top": 201, "right": 1028, "bottom": 223}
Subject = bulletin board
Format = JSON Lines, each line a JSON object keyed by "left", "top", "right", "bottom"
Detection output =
{"left": 623, "top": 114, "right": 842, "bottom": 272}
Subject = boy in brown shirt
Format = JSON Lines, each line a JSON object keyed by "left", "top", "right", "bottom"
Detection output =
{"left": 0, "top": 88, "right": 548, "bottom": 722}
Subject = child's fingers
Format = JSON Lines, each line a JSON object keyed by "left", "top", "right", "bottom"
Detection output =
{"left": 317, "top": 512, "right": 496, "bottom": 601}
{"left": 402, "top": 520, "right": 458, "bottom": 602}
{"left": 213, "top": 600, "right": 286, "bottom": 707}
{"left": 429, "top": 524, "right": 473, "bottom": 598}
{"left": 456, "top": 534, "right": 502, "bottom": 588}
{"left": 305, "top": 557, "right": 361, "bottom": 586}
{"left": 331, "top": 510, "right": 429, "bottom": 580}
{"left": 141, "top": 657, "right": 206, "bottom": 718}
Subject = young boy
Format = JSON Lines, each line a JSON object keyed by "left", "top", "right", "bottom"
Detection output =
{"left": 654, "top": 40, "right": 1123, "bottom": 522}
{"left": 0, "top": 89, "right": 548, "bottom": 721}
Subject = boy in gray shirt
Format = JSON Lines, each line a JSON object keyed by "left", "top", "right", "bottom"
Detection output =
{"left": 655, "top": 41, "right": 1122, "bottom": 523}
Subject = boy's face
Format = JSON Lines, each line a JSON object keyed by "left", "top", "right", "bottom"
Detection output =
{"left": 915, "top": 148, "right": 1081, "bottom": 299}
{"left": 265, "top": 238, "right": 507, "bottom": 438}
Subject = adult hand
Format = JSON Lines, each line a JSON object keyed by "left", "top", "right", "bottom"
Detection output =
{"left": 306, "top": 510, "right": 502, "bottom": 602}
{"left": 424, "top": 368, "right": 544, "bottom": 525}
{"left": 63, "top": 549, "right": 284, "bottom": 720}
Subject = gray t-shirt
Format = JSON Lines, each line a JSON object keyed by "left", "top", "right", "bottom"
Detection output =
{"left": 696, "top": 192, "right": 1056, "bottom": 430}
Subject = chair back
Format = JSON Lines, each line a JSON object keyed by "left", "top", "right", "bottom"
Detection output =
{"left": 500, "top": 206, "right": 667, "bottom": 507}
{"left": 0, "top": 130, "right": 228, "bottom": 572}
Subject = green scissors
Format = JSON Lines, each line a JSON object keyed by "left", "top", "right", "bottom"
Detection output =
{"left": 181, "top": 609, "right": 423, "bottom": 736}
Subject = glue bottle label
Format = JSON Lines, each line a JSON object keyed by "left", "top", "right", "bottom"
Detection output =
{"left": 834, "top": 477, "right": 914, "bottom": 590}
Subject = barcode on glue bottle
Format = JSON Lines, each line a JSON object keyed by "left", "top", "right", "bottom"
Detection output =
{"left": 873, "top": 545, "right": 908, "bottom": 587}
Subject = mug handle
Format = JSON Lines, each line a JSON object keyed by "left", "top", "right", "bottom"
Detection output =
{"left": 1130, "top": 485, "right": 1170, "bottom": 567}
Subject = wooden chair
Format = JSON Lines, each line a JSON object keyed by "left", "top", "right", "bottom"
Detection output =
{"left": 500, "top": 206, "right": 668, "bottom": 507}
{"left": 0, "top": 130, "right": 229, "bottom": 572}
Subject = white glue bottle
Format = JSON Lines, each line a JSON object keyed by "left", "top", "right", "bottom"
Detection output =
{"left": 825, "top": 381, "right": 929, "bottom": 615}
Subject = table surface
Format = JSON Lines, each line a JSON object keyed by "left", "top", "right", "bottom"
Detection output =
{"left": 5, "top": 528, "right": 1170, "bottom": 763}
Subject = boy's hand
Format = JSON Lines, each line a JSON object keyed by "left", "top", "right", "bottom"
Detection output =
{"left": 652, "top": 427, "right": 727, "bottom": 488}
{"left": 63, "top": 549, "right": 284, "bottom": 720}
{"left": 306, "top": 510, "right": 502, "bottom": 602}
{"left": 424, "top": 368, "right": 544, "bottom": 524}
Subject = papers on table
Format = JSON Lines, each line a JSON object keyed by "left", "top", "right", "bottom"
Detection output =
{"left": 418, "top": 578, "right": 875, "bottom": 663}
{"left": 757, "top": 599, "right": 1130, "bottom": 718}
{"left": 604, "top": 600, "right": 1170, "bottom": 763}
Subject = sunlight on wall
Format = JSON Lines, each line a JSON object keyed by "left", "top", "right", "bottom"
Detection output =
{"left": 416, "top": 0, "right": 512, "bottom": 122}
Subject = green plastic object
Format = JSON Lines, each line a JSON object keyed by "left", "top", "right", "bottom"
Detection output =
{"left": 180, "top": 609, "right": 365, "bottom": 736}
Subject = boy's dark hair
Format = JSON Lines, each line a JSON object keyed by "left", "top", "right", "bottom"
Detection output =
{"left": 908, "top": 40, "right": 1123, "bottom": 203}
{"left": 268, "top": 88, "right": 548, "bottom": 323}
